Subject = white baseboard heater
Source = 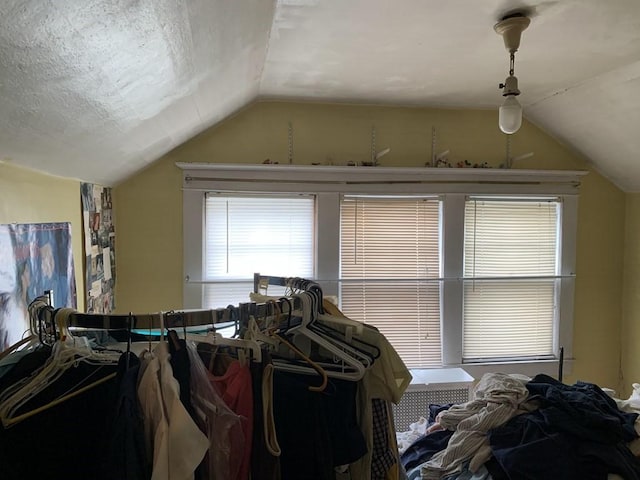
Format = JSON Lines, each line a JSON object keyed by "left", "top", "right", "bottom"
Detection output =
{"left": 393, "top": 368, "right": 475, "bottom": 432}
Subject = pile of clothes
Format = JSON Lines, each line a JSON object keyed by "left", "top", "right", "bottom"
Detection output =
{"left": 398, "top": 374, "right": 640, "bottom": 480}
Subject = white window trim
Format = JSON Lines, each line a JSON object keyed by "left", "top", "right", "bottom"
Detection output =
{"left": 179, "top": 162, "right": 586, "bottom": 376}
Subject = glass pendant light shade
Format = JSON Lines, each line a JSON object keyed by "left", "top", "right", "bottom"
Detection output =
{"left": 494, "top": 14, "right": 530, "bottom": 135}
{"left": 499, "top": 95, "right": 522, "bottom": 134}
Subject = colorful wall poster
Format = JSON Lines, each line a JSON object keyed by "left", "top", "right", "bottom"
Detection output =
{"left": 0, "top": 222, "right": 76, "bottom": 350}
{"left": 81, "top": 183, "right": 116, "bottom": 314}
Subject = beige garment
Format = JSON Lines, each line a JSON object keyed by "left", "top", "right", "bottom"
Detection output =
{"left": 138, "top": 351, "right": 169, "bottom": 477}
{"left": 138, "top": 341, "right": 210, "bottom": 480}
{"left": 385, "top": 401, "right": 400, "bottom": 480}
{"left": 421, "top": 373, "right": 533, "bottom": 480}
{"left": 342, "top": 323, "right": 411, "bottom": 480}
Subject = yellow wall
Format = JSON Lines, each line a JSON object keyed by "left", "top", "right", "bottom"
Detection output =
{"left": 623, "top": 194, "right": 640, "bottom": 396}
{"left": 0, "top": 162, "right": 85, "bottom": 312}
{"left": 114, "top": 101, "right": 626, "bottom": 390}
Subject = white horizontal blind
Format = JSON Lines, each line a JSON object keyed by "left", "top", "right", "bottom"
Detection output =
{"left": 204, "top": 194, "right": 315, "bottom": 309}
{"left": 463, "top": 199, "right": 559, "bottom": 360}
{"left": 340, "top": 196, "right": 441, "bottom": 367}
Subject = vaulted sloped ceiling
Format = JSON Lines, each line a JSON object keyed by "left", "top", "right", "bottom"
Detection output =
{"left": 2, "top": 0, "right": 640, "bottom": 190}
{"left": 0, "top": 0, "right": 275, "bottom": 185}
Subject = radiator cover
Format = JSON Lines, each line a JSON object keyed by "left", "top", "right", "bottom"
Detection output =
{"left": 393, "top": 368, "right": 474, "bottom": 432}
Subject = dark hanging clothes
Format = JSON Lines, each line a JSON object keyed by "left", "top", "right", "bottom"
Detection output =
{"left": 0, "top": 361, "right": 119, "bottom": 480}
{"left": 273, "top": 371, "right": 367, "bottom": 480}
{"left": 0, "top": 345, "right": 52, "bottom": 391}
{"left": 328, "top": 379, "right": 368, "bottom": 467}
{"left": 250, "top": 348, "right": 281, "bottom": 480}
{"left": 102, "top": 351, "right": 150, "bottom": 480}
{"left": 168, "top": 330, "right": 197, "bottom": 421}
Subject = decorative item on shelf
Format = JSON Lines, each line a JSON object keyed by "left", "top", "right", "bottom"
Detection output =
{"left": 473, "top": 162, "right": 490, "bottom": 168}
{"left": 347, "top": 160, "right": 357, "bottom": 166}
{"left": 501, "top": 152, "right": 534, "bottom": 169}
{"left": 435, "top": 157, "right": 452, "bottom": 168}
{"left": 433, "top": 149, "right": 450, "bottom": 168}
{"left": 494, "top": 12, "right": 531, "bottom": 134}
{"left": 455, "top": 160, "right": 492, "bottom": 168}
{"left": 374, "top": 147, "right": 391, "bottom": 164}
{"left": 500, "top": 135, "right": 534, "bottom": 168}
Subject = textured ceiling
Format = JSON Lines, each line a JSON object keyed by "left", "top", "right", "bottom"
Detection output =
{"left": 2, "top": 0, "right": 640, "bottom": 190}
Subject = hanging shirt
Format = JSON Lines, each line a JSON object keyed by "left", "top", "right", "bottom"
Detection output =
{"left": 138, "top": 342, "right": 209, "bottom": 480}
{"left": 250, "top": 349, "right": 281, "bottom": 480}
{"left": 208, "top": 359, "right": 254, "bottom": 480}
{"left": 187, "top": 341, "right": 245, "bottom": 480}
{"left": 103, "top": 351, "right": 150, "bottom": 480}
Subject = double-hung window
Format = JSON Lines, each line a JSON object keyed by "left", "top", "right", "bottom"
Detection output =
{"left": 181, "top": 163, "right": 583, "bottom": 374}
{"left": 202, "top": 193, "right": 315, "bottom": 308}
{"left": 340, "top": 195, "right": 441, "bottom": 367}
{"left": 462, "top": 198, "right": 559, "bottom": 362}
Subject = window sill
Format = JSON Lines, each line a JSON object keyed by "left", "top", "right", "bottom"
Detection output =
{"left": 408, "top": 360, "right": 572, "bottom": 390}
{"left": 450, "top": 358, "right": 572, "bottom": 382}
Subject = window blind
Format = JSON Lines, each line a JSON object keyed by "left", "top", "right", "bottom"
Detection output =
{"left": 204, "top": 194, "right": 315, "bottom": 309}
{"left": 340, "top": 196, "right": 442, "bottom": 367}
{"left": 463, "top": 199, "right": 559, "bottom": 360}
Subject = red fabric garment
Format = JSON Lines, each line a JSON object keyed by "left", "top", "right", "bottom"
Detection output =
{"left": 208, "top": 360, "right": 254, "bottom": 480}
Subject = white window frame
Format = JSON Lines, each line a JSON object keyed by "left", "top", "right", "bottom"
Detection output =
{"left": 179, "top": 162, "right": 585, "bottom": 377}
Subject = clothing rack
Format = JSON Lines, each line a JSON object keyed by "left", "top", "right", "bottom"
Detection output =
{"left": 27, "top": 277, "right": 320, "bottom": 339}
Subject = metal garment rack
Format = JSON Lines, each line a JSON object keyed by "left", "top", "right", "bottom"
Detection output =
{"left": 27, "top": 284, "right": 313, "bottom": 339}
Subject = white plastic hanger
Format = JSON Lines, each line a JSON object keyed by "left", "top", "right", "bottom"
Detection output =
{"left": 0, "top": 308, "right": 119, "bottom": 427}
{"left": 245, "top": 312, "right": 328, "bottom": 391}
{"left": 280, "top": 293, "right": 365, "bottom": 382}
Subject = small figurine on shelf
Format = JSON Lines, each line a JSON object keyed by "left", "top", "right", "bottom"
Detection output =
{"left": 436, "top": 157, "right": 451, "bottom": 168}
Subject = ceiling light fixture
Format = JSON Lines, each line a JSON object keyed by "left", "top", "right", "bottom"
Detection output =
{"left": 494, "top": 13, "right": 530, "bottom": 134}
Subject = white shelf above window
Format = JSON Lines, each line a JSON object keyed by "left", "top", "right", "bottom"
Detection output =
{"left": 177, "top": 162, "right": 587, "bottom": 195}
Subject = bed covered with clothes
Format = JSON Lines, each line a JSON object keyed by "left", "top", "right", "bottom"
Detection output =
{"left": 397, "top": 373, "right": 640, "bottom": 480}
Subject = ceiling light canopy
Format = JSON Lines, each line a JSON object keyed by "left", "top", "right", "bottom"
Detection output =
{"left": 494, "top": 13, "right": 530, "bottom": 135}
